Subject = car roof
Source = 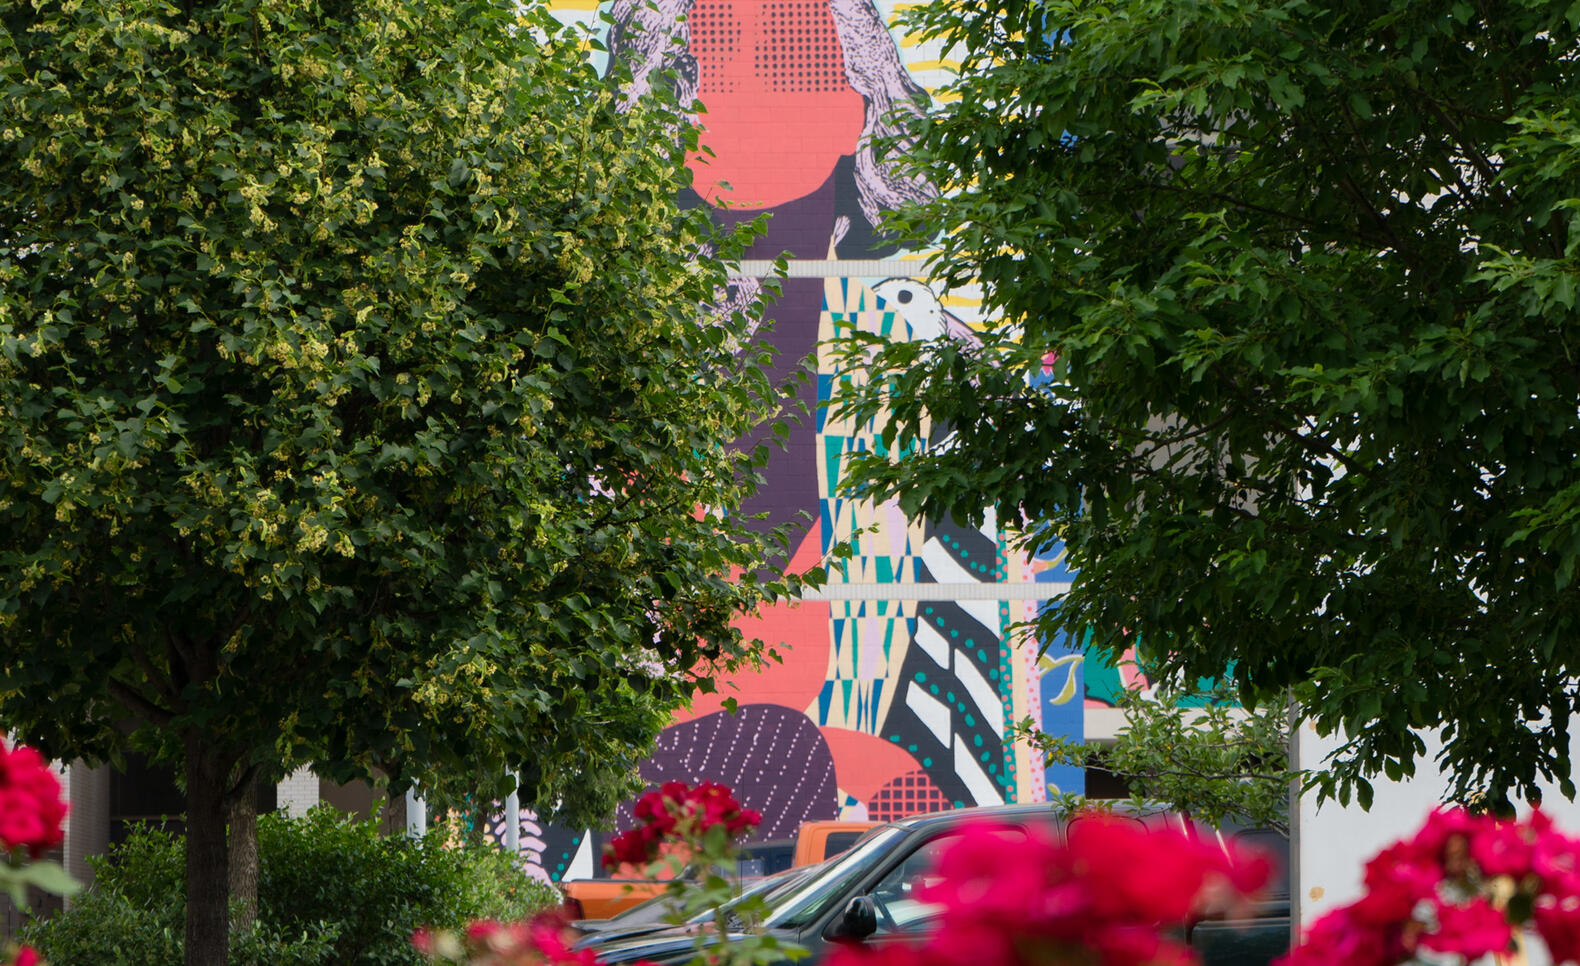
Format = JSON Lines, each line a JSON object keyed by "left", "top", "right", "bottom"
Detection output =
{"left": 887, "top": 799, "right": 1172, "bottom": 833}
{"left": 895, "top": 801, "right": 1065, "bottom": 827}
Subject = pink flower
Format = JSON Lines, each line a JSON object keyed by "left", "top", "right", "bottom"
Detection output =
{"left": 1277, "top": 907, "right": 1399, "bottom": 966}
{"left": 1470, "top": 819, "right": 1538, "bottom": 880}
{"left": 1065, "top": 816, "right": 1258, "bottom": 925}
{"left": 1279, "top": 808, "right": 1580, "bottom": 966}
{"left": 1088, "top": 924, "right": 1196, "bottom": 966}
{"left": 1220, "top": 839, "right": 1274, "bottom": 896}
{"left": 1409, "top": 808, "right": 1480, "bottom": 863}
{"left": 0, "top": 742, "right": 67, "bottom": 859}
{"left": 824, "top": 940, "right": 930, "bottom": 966}
{"left": 411, "top": 927, "right": 435, "bottom": 954}
{"left": 603, "top": 781, "right": 760, "bottom": 870}
{"left": 1419, "top": 897, "right": 1514, "bottom": 959}
{"left": 603, "top": 823, "right": 664, "bottom": 870}
{"left": 10, "top": 946, "right": 40, "bottom": 966}
{"left": 1352, "top": 843, "right": 1439, "bottom": 925}
{"left": 1534, "top": 894, "right": 1580, "bottom": 964}
{"left": 1528, "top": 812, "right": 1580, "bottom": 896}
{"left": 919, "top": 821, "right": 1065, "bottom": 917}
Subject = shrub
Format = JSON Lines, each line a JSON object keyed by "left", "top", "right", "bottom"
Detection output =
{"left": 257, "top": 807, "right": 557, "bottom": 964}
{"left": 21, "top": 886, "right": 338, "bottom": 966}
{"left": 24, "top": 806, "right": 561, "bottom": 966}
{"left": 17, "top": 888, "right": 182, "bottom": 966}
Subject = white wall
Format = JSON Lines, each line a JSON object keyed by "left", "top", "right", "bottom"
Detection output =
{"left": 276, "top": 765, "right": 319, "bottom": 818}
{"left": 62, "top": 761, "right": 110, "bottom": 890}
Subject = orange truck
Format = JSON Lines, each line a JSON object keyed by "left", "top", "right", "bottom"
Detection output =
{"left": 563, "top": 820, "right": 877, "bottom": 920}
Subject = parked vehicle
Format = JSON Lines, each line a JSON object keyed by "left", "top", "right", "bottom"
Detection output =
{"left": 571, "top": 864, "right": 818, "bottom": 949}
{"left": 1184, "top": 823, "right": 1291, "bottom": 966}
{"left": 737, "top": 821, "right": 877, "bottom": 877}
{"left": 563, "top": 819, "right": 878, "bottom": 920}
{"left": 587, "top": 803, "right": 1289, "bottom": 966}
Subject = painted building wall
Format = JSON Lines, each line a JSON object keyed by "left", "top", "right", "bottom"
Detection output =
{"left": 497, "top": 0, "right": 1146, "bottom": 883}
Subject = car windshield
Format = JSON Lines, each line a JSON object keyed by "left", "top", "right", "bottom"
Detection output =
{"left": 604, "top": 864, "right": 812, "bottom": 929}
{"left": 756, "top": 826, "right": 908, "bottom": 930}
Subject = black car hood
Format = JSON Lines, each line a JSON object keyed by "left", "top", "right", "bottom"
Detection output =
{"left": 574, "top": 920, "right": 689, "bottom": 951}
{"left": 592, "top": 924, "right": 778, "bottom": 965}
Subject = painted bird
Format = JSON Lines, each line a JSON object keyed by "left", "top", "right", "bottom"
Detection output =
{"left": 871, "top": 278, "right": 982, "bottom": 346}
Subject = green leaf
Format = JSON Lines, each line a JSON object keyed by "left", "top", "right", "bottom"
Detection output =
{"left": 11, "top": 859, "right": 82, "bottom": 897}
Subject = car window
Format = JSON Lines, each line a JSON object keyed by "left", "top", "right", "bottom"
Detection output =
{"left": 1065, "top": 812, "right": 1150, "bottom": 846}
{"left": 738, "top": 839, "right": 794, "bottom": 877}
{"left": 822, "top": 831, "right": 865, "bottom": 860}
{"left": 762, "top": 827, "right": 908, "bottom": 929}
{"left": 868, "top": 827, "right": 1028, "bottom": 935}
{"left": 1230, "top": 828, "right": 1290, "bottom": 901}
{"left": 603, "top": 864, "right": 809, "bottom": 929}
{"left": 1185, "top": 817, "right": 1291, "bottom": 903}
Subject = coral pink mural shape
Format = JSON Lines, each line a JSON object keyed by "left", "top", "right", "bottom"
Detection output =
{"left": 686, "top": 0, "right": 866, "bottom": 208}
{"left": 819, "top": 726, "right": 924, "bottom": 803}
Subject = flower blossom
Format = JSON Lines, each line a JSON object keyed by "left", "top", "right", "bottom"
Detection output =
{"left": 1419, "top": 897, "right": 1515, "bottom": 959}
{"left": 1280, "top": 808, "right": 1580, "bottom": 966}
{"left": 602, "top": 780, "right": 761, "bottom": 870}
{"left": 0, "top": 741, "right": 68, "bottom": 859}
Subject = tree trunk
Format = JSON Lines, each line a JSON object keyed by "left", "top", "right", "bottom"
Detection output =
{"left": 185, "top": 734, "right": 231, "bottom": 966}
{"left": 226, "top": 768, "right": 259, "bottom": 933}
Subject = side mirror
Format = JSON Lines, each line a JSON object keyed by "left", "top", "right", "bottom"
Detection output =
{"left": 824, "top": 895, "right": 878, "bottom": 941}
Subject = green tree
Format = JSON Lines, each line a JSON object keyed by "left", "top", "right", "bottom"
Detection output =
{"left": 1027, "top": 680, "right": 1296, "bottom": 836}
{"left": 0, "top": 1, "right": 795, "bottom": 962}
{"left": 832, "top": 0, "right": 1580, "bottom": 811}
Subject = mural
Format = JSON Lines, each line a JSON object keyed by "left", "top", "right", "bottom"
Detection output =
{"left": 497, "top": 0, "right": 1138, "bottom": 881}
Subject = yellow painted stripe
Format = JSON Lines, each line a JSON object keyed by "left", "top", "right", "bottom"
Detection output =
{"left": 941, "top": 294, "right": 982, "bottom": 308}
{"left": 548, "top": 0, "right": 602, "bottom": 10}
{"left": 907, "top": 59, "right": 961, "bottom": 73}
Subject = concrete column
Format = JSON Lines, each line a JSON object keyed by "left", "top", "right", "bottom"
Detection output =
{"left": 503, "top": 784, "right": 520, "bottom": 855}
{"left": 404, "top": 787, "right": 427, "bottom": 838}
{"left": 62, "top": 761, "right": 109, "bottom": 893}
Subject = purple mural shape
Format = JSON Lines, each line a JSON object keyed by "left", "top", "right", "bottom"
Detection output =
{"left": 614, "top": 704, "right": 839, "bottom": 841}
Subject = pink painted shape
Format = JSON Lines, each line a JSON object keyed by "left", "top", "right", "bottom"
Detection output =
{"left": 673, "top": 523, "right": 831, "bottom": 724}
{"left": 819, "top": 726, "right": 922, "bottom": 802}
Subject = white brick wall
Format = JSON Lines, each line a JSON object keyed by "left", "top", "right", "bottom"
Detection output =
{"left": 276, "top": 766, "right": 318, "bottom": 818}
{"left": 62, "top": 761, "right": 110, "bottom": 890}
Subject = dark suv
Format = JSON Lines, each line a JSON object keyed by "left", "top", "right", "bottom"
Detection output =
{"left": 589, "top": 802, "right": 1289, "bottom": 966}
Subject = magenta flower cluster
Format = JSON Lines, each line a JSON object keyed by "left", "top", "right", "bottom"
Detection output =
{"left": 0, "top": 740, "right": 66, "bottom": 861}
{"left": 1280, "top": 808, "right": 1580, "bottom": 966}
{"left": 602, "top": 780, "right": 762, "bottom": 870}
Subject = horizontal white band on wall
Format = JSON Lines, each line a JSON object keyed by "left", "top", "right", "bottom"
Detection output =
{"left": 797, "top": 581, "right": 1072, "bottom": 602}
{"left": 736, "top": 259, "right": 930, "bottom": 279}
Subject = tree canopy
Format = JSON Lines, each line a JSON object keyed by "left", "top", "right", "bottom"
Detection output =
{"left": 833, "top": 0, "right": 1580, "bottom": 810}
{"left": 0, "top": 0, "right": 792, "bottom": 960}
